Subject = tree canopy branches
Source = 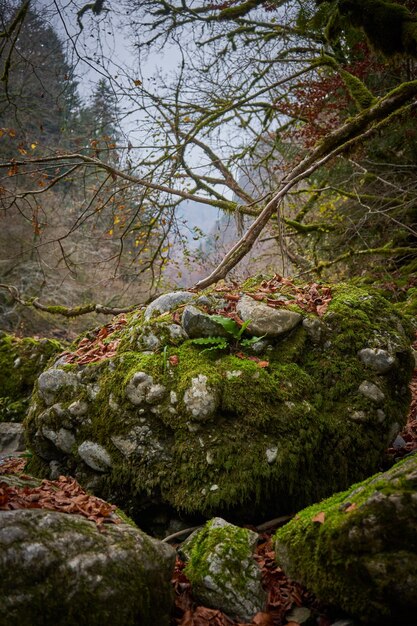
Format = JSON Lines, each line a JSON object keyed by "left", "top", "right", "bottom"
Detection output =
{"left": 0, "top": 0, "right": 416, "bottom": 329}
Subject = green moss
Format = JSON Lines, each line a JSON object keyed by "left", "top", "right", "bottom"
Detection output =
{"left": 0, "top": 333, "right": 63, "bottom": 422}
{"left": 184, "top": 519, "right": 254, "bottom": 591}
{"left": 275, "top": 455, "right": 417, "bottom": 624}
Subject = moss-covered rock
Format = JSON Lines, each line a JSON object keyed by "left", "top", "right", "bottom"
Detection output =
{"left": 275, "top": 454, "right": 417, "bottom": 625}
{"left": 0, "top": 332, "right": 62, "bottom": 423}
{"left": 0, "top": 507, "right": 175, "bottom": 626}
{"left": 24, "top": 281, "right": 414, "bottom": 529}
{"left": 180, "top": 517, "right": 266, "bottom": 622}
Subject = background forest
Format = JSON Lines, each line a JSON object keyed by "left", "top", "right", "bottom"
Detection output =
{"left": 0, "top": 0, "right": 416, "bottom": 337}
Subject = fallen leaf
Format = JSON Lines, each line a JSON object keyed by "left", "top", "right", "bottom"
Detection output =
{"left": 169, "top": 355, "right": 179, "bottom": 366}
{"left": 252, "top": 612, "right": 274, "bottom": 625}
{"left": 345, "top": 503, "right": 357, "bottom": 513}
{"left": 312, "top": 511, "right": 325, "bottom": 524}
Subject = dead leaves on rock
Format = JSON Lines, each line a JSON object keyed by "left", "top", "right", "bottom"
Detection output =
{"left": 0, "top": 467, "right": 118, "bottom": 526}
{"left": 247, "top": 276, "right": 332, "bottom": 317}
{"left": 60, "top": 315, "right": 127, "bottom": 365}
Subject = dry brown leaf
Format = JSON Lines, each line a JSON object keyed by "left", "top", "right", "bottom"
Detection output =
{"left": 344, "top": 503, "right": 357, "bottom": 513}
{"left": 312, "top": 511, "right": 326, "bottom": 524}
{"left": 252, "top": 612, "right": 274, "bottom": 625}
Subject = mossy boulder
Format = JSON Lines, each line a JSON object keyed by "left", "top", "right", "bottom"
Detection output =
{"left": 180, "top": 517, "right": 266, "bottom": 622}
{"left": 24, "top": 281, "right": 414, "bottom": 529}
{"left": 0, "top": 507, "right": 175, "bottom": 626}
{"left": 0, "top": 332, "right": 63, "bottom": 423}
{"left": 275, "top": 454, "right": 417, "bottom": 625}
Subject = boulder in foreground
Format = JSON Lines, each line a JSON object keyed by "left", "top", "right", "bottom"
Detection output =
{"left": 275, "top": 454, "right": 417, "bottom": 625}
{"left": 0, "top": 507, "right": 175, "bottom": 626}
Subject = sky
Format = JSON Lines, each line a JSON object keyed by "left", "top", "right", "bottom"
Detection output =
{"left": 37, "top": 0, "right": 220, "bottom": 247}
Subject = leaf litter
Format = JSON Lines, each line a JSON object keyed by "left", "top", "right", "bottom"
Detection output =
{"left": 0, "top": 460, "right": 118, "bottom": 526}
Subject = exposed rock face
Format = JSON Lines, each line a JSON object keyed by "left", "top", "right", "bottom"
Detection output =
{"left": 275, "top": 454, "right": 417, "bottom": 625}
{"left": 0, "top": 333, "right": 62, "bottom": 422}
{"left": 0, "top": 508, "right": 175, "bottom": 626}
{"left": 25, "top": 282, "right": 414, "bottom": 528}
{"left": 180, "top": 517, "right": 266, "bottom": 622}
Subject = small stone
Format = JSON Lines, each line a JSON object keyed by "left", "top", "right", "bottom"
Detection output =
{"left": 41, "top": 427, "right": 57, "bottom": 444}
{"left": 350, "top": 410, "right": 367, "bottom": 422}
{"left": 78, "top": 441, "right": 112, "bottom": 472}
{"left": 377, "top": 409, "right": 386, "bottom": 423}
{"left": 170, "top": 391, "right": 178, "bottom": 404}
{"left": 206, "top": 451, "right": 215, "bottom": 465}
{"left": 38, "top": 370, "right": 78, "bottom": 406}
{"left": 358, "top": 381, "right": 385, "bottom": 403}
{"left": 68, "top": 401, "right": 88, "bottom": 417}
{"left": 167, "top": 324, "right": 188, "bottom": 341}
{"left": 111, "top": 433, "right": 137, "bottom": 458}
{"left": 286, "top": 606, "right": 312, "bottom": 624}
{"left": 125, "top": 372, "right": 153, "bottom": 406}
{"left": 358, "top": 348, "right": 395, "bottom": 374}
{"left": 140, "top": 332, "right": 160, "bottom": 351}
{"left": 210, "top": 484, "right": 219, "bottom": 491}
{"left": 56, "top": 428, "right": 75, "bottom": 454}
{"left": 302, "top": 317, "right": 324, "bottom": 344}
{"left": 144, "top": 291, "right": 196, "bottom": 320}
{"left": 226, "top": 370, "right": 242, "bottom": 379}
{"left": 266, "top": 447, "right": 278, "bottom": 464}
{"left": 109, "top": 394, "right": 119, "bottom": 411}
{"left": 392, "top": 435, "right": 406, "bottom": 450}
{"left": 181, "top": 305, "right": 230, "bottom": 339}
{"left": 146, "top": 384, "right": 166, "bottom": 404}
{"left": 236, "top": 295, "right": 302, "bottom": 337}
{"left": 183, "top": 375, "right": 219, "bottom": 421}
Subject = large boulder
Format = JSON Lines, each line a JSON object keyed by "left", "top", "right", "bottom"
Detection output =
{"left": 0, "top": 332, "right": 62, "bottom": 422}
{"left": 275, "top": 454, "right": 417, "bottom": 626}
{"left": 24, "top": 281, "right": 414, "bottom": 529}
{"left": 0, "top": 506, "right": 175, "bottom": 626}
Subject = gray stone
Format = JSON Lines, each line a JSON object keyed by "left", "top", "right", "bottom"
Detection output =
{"left": 236, "top": 295, "right": 302, "bottom": 337}
{"left": 358, "top": 381, "right": 385, "bottom": 403}
{"left": 183, "top": 375, "right": 219, "bottom": 421}
{"left": 56, "top": 428, "right": 76, "bottom": 454}
{"left": 37, "top": 369, "right": 78, "bottom": 406}
{"left": 0, "top": 508, "right": 175, "bottom": 626}
{"left": 139, "top": 332, "right": 161, "bottom": 351}
{"left": 392, "top": 435, "right": 407, "bottom": 450}
{"left": 181, "top": 517, "right": 266, "bottom": 622}
{"left": 78, "top": 441, "right": 112, "bottom": 472}
{"left": 144, "top": 291, "right": 196, "bottom": 320}
{"left": 358, "top": 348, "right": 395, "bottom": 374}
{"left": 286, "top": 606, "right": 312, "bottom": 624}
{"left": 0, "top": 422, "right": 25, "bottom": 455}
{"left": 146, "top": 384, "right": 167, "bottom": 404}
{"left": 266, "top": 446, "right": 278, "bottom": 464}
{"left": 302, "top": 317, "right": 324, "bottom": 344}
{"left": 125, "top": 372, "right": 154, "bottom": 405}
{"left": 181, "top": 305, "right": 230, "bottom": 339}
{"left": 167, "top": 324, "right": 188, "bottom": 341}
{"left": 68, "top": 400, "right": 88, "bottom": 417}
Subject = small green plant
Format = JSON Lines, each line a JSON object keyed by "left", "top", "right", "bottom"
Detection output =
{"left": 190, "top": 315, "right": 264, "bottom": 354}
